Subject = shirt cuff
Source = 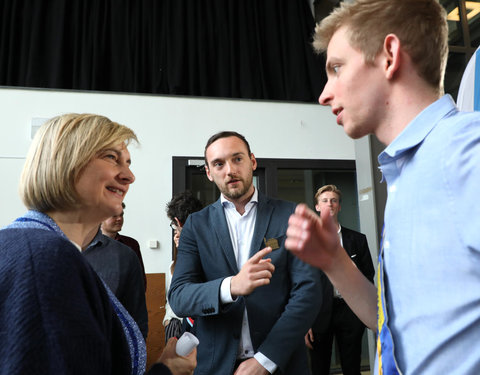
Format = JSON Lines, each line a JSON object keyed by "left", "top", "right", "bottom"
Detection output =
{"left": 254, "top": 352, "right": 277, "bottom": 374}
{"left": 220, "top": 276, "right": 236, "bottom": 304}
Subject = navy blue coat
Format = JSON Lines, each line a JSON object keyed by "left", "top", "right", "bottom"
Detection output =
{"left": 169, "top": 192, "right": 323, "bottom": 375}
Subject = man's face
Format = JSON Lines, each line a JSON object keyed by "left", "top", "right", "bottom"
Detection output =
{"left": 205, "top": 136, "right": 256, "bottom": 202}
{"left": 316, "top": 191, "right": 341, "bottom": 220}
{"left": 102, "top": 211, "right": 124, "bottom": 234}
{"left": 318, "top": 26, "right": 387, "bottom": 139}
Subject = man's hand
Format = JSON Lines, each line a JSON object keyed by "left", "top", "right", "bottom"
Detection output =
{"left": 230, "top": 247, "right": 274, "bottom": 297}
{"left": 156, "top": 337, "right": 197, "bottom": 375}
{"left": 234, "top": 358, "right": 269, "bottom": 375}
{"left": 287, "top": 203, "right": 378, "bottom": 330}
{"left": 304, "top": 328, "right": 314, "bottom": 350}
{"left": 285, "top": 203, "right": 342, "bottom": 271}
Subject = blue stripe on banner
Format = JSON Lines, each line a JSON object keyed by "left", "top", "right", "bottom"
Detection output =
{"left": 474, "top": 48, "right": 480, "bottom": 111}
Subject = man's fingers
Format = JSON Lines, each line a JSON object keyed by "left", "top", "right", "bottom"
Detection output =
{"left": 248, "top": 247, "right": 272, "bottom": 264}
{"left": 255, "top": 259, "right": 275, "bottom": 271}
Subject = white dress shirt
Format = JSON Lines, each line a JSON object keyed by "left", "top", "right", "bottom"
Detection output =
{"left": 219, "top": 188, "right": 277, "bottom": 373}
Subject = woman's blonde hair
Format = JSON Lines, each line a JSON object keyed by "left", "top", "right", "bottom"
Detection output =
{"left": 20, "top": 113, "right": 138, "bottom": 212}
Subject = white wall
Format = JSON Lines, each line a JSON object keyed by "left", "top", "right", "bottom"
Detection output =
{"left": 0, "top": 87, "right": 355, "bottom": 275}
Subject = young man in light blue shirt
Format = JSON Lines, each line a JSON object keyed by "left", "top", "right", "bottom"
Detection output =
{"left": 286, "top": 0, "right": 480, "bottom": 374}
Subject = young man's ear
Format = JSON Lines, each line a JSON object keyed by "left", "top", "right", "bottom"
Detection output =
{"left": 383, "top": 33, "right": 401, "bottom": 80}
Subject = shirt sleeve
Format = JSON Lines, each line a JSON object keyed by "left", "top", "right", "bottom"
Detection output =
{"left": 254, "top": 352, "right": 277, "bottom": 374}
{"left": 220, "top": 276, "right": 236, "bottom": 304}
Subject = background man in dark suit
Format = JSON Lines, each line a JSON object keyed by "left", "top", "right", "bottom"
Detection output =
{"left": 305, "top": 185, "right": 374, "bottom": 375}
{"left": 169, "top": 131, "right": 322, "bottom": 375}
{"left": 101, "top": 202, "right": 147, "bottom": 290}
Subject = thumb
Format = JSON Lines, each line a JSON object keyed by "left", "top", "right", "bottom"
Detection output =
{"left": 319, "top": 206, "right": 337, "bottom": 232}
{"left": 165, "top": 336, "right": 178, "bottom": 351}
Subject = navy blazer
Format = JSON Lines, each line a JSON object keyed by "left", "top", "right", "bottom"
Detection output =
{"left": 169, "top": 192, "right": 323, "bottom": 375}
{"left": 312, "top": 226, "right": 375, "bottom": 333}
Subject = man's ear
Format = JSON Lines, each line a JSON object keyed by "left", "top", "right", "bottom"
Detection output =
{"left": 315, "top": 204, "right": 320, "bottom": 213}
{"left": 205, "top": 163, "right": 214, "bottom": 181}
{"left": 250, "top": 153, "right": 257, "bottom": 171}
{"left": 383, "top": 33, "right": 401, "bottom": 80}
{"left": 174, "top": 217, "right": 183, "bottom": 228}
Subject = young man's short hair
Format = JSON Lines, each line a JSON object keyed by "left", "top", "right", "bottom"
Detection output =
{"left": 315, "top": 184, "right": 342, "bottom": 203}
{"left": 313, "top": 0, "right": 448, "bottom": 96}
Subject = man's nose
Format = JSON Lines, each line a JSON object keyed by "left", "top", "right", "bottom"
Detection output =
{"left": 319, "top": 80, "right": 333, "bottom": 106}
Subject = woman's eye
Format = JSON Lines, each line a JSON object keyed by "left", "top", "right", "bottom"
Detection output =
{"left": 105, "top": 154, "right": 117, "bottom": 161}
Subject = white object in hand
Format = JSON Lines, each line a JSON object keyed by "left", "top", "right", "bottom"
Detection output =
{"left": 175, "top": 332, "right": 199, "bottom": 356}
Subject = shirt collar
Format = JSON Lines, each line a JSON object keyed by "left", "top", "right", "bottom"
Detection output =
{"left": 86, "top": 227, "right": 108, "bottom": 249}
{"left": 221, "top": 187, "right": 258, "bottom": 208}
{"left": 379, "top": 94, "right": 457, "bottom": 163}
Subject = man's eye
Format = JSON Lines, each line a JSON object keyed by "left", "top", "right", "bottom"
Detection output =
{"left": 332, "top": 65, "right": 340, "bottom": 73}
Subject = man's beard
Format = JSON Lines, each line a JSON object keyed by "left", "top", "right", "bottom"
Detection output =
{"left": 219, "top": 174, "right": 253, "bottom": 200}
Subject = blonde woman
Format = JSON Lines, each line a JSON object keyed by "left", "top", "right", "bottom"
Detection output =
{"left": 0, "top": 113, "right": 195, "bottom": 375}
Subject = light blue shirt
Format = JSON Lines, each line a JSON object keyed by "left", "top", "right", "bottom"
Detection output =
{"left": 377, "top": 95, "right": 480, "bottom": 374}
{"left": 219, "top": 188, "right": 277, "bottom": 373}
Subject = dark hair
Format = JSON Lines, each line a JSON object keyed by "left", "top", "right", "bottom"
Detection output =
{"left": 204, "top": 131, "right": 251, "bottom": 165}
{"left": 166, "top": 191, "right": 203, "bottom": 225}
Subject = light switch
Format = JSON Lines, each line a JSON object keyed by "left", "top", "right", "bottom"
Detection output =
{"left": 148, "top": 240, "right": 159, "bottom": 249}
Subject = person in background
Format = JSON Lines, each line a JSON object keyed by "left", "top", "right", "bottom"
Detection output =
{"left": 169, "top": 131, "right": 322, "bottom": 375}
{"left": 163, "top": 191, "right": 203, "bottom": 341}
{"left": 0, "top": 113, "right": 196, "bottom": 375}
{"left": 102, "top": 202, "right": 147, "bottom": 290}
{"left": 305, "top": 185, "right": 374, "bottom": 375}
{"left": 84, "top": 226, "right": 149, "bottom": 338}
{"left": 286, "top": 0, "right": 480, "bottom": 373}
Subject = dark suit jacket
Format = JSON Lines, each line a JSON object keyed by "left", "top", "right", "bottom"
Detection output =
{"left": 169, "top": 192, "right": 322, "bottom": 375}
{"left": 312, "top": 226, "right": 375, "bottom": 333}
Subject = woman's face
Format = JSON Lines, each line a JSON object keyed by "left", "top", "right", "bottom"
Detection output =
{"left": 75, "top": 143, "right": 135, "bottom": 221}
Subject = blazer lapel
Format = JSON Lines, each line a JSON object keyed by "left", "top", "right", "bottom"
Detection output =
{"left": 250, "top": 193, "right": 273, "bottom": 257}
{"left": 211, "top": 198, "right": 239, "bottom": 273}
{"left": 341, "top": 228, "right": 354, "bottom": 257}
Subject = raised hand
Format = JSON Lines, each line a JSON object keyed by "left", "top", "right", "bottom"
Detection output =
{"left": 285, "top": 203, "right": 342, "bottom": 271}
{"left": 230, "top": 247, "right": 275, "bottom": 297}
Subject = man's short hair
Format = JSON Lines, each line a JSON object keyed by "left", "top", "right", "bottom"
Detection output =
{"left": 204, "top": 131, "right": 252, "bottom": 166}
{"left": 313, "top": 0, "right": 448, "bottom": 96}
{"left": 315, "top": 184, "right": 342, "bottom": 203}
{"left": 166, "top": 191, "right": 203, "bottom": 225}
{"left": 20, "top": 113, "right": 137, "bottom": 212}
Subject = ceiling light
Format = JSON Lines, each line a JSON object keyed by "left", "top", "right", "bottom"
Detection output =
{"left": 447, "top": 1, "right": 480, "bottom": 21}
